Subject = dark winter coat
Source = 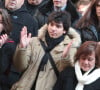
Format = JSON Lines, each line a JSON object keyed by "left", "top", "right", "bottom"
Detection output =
{"left": 35, "top": 0, "right": 79, "bottom": 28}
{"left": 71, "top": 0, "right": 79, "bottom": 4}
{"left": 53, "top": 66, "right": 100, "bottom": 90}
{"left": 77, "top": 25, "right": 98, "bottom": 43}
{"left": 25, "top": 0, "right": 49, "bottom": 16}
{"left": 9, "top": 4, "right": 38, "bottom": 44}
{"left": 0, "top": 40, "right": 22, "bottom": 90}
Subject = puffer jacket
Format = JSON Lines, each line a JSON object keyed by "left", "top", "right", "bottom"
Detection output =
{"left": 77, "top": 25, "right": 98, "bottom": 43}
{"left": 11, "top": 24, "right": 81, "bottom": 90}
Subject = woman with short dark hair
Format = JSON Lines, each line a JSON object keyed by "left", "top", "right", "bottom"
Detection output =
{"left": 53, "top": 41, "right": 100, "bottom": 90}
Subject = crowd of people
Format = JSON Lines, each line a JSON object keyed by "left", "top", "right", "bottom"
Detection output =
{"left": 0, "top": 0, "right": 100, "bottom": 90}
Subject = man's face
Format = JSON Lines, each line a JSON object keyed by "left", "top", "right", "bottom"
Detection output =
{"left": 5, "top": 0, "right": 24, "bottom": 11}
{"left": 53, "top": 0, "right": 68, "bottom": 8}
{"left": 47, "top": 21, "right": 66, "bottom": 38}
{"left": 28, "top": 0, "right": 43, "bottom": 5}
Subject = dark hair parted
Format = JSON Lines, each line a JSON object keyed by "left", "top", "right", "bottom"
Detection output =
{"left": 74, "top": 41, "right": 100, "bottom": 68}
{"left": 0, "top": 8, "right": 12, "bottom": 35}
{"left": 92, "top": 0, "right": 100, "bottom": 27}
{"left": 75, "top": 0, "right": 96, "bottom": 29}
{"left": 95, "top": 43, "right": 100, "bottom": 68}
{"left": 76, "top": 0, "right": 91, "bottom": 8}
{"left": 47, "top": 11, "right": 71, "bottom": 32}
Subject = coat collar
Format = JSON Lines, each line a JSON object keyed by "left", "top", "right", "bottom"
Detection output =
{"left": 38, "top": 24, "right": 73, "bottom": 49}
{"left": 8, "top": 4, "right": 28, "bottom": 15}
{"left": 37, "top": 24, "right": 81, "bottom": 56}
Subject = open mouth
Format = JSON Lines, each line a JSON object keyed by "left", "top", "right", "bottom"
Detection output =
{"left": 50, "top": 33, "right": 57, "bottom": 37}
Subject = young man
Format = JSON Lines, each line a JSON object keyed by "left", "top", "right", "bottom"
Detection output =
{"left": 11, "top": 11, "right": 81, "bottom": 90}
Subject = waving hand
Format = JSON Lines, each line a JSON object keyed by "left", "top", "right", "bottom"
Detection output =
{"left": 19, "top": 26, "right": 32, "bottom": 48}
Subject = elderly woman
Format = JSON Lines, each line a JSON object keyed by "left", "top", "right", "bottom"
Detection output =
{"left": 53, "top": 41, "right": 100, "bottom": 90}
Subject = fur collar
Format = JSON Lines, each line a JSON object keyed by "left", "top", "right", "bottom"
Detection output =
{"left": 37, "top": 24, "right": 81, "bottom": 58}
{"left": 38, "top": 24, "right": 81, "bottom": 47}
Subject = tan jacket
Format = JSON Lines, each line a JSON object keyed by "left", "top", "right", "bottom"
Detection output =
{"left": 11, "top": 24, "right": 81, "bottom": 90}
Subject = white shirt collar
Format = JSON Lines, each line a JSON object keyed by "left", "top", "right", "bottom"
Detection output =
{"left": 54, "top": 4, "right": 67, "bottom": 11}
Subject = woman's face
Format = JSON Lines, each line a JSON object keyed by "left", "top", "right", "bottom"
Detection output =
{"left": 77, "top": 4, "right": 90, "bottom": 16}
{"left": 79, "top": 51, "right": 96, "bottom": 72}
{"left": 96, "top": 2, "right": 100, "bottom": 17}
{"left": 0, "top": 14, "right": 4, "bottom": 33}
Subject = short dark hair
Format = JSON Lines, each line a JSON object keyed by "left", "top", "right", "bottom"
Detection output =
{"left": 74, "top": 41, "right": 100, "bottom": 68}
{"left": 74, "top": 41, "right": 97, "bottom": 62}
{"left": 47, "top": 11, "right": 71, "bottom": 32}
{"left": 95, "top": 43, "right": 100, "bottom": 68}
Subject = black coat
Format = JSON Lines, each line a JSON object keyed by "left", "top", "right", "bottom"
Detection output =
{"left": 0, "top": 41, "right": 21, "bottom": 89}
{"left": 9, "top": 4, "right": 38, "bottom": 44}
{"left": 53, "top": 66, "right": 100, "bottom": 90}
{"left": 35, "top": 0, "right": 79, "bottom": 28}
{"left": 25, "top": 0, "right": 49, "bottom": 16}
{"left": 77, "top": 25, "right": 98, "bottom": 43}
{"left": 71, "top": 0, "right": 79, "bottom": 4}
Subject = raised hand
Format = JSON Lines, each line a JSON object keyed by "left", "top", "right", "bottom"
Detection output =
{"left": 0, "top": 34, "right": 8, "bottom": 48}
{"left": 19, "top": 26, "right": 32, "bottom": 48}
{"left": 62, "top": 40, "right": 74, "bottom": 58}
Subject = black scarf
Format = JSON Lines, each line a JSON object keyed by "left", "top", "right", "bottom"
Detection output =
{"left": 45, "top": 31, "right": 64, "bottom": 52}
{"left": 40, "top": 31, "right": 64, "bottom": 71}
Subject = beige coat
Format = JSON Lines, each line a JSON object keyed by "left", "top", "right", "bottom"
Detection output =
{"left": 11, "top": 24, "right": 81, "bottom": 90}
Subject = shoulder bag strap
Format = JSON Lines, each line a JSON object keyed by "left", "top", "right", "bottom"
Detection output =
{"left": 39, "top": 39, "right": 59, "bottom": 77}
